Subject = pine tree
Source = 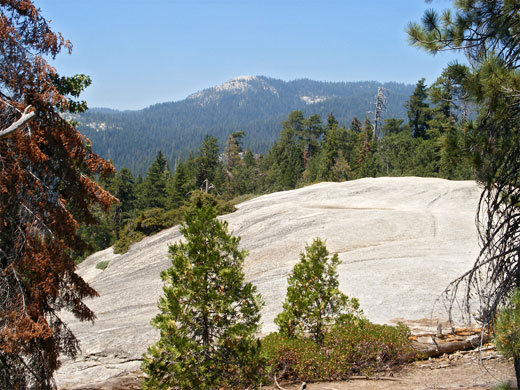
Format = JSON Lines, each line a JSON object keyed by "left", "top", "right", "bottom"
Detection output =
{"left": 167, "top": 161, "right": 188, "bottom": 209}
{"left": 355, "top": 116, "right": 378, "bottom": 177}
{"left": 142, "top": 205, "right": 264, "bottom": 390}
{"left": 275, "top": 238, "right": 361, "bottom": 345}
{"left": 265, "top": 112, "right": 305, "bottom": 190}
{"left": 112, "top": 168, "right": 137, "bottom": 228}
{"left": 196, "top": 134, "right": 221, "bottom": 189}
{"left": 277, "top": 111, "right": 306, "bottom": 187}
{"left": 303, "top": 114, "right": 324, "bottom": 162}
{"left": 0, "top": 2, "right": 116, "bottom": 387}
{"left": 381, "top": 118, "right": 407, "bottom": 136}
{"left": 318, "top": 115, "right": 348, "bottom": 181}
{"left": 142, "top": 150, "right": 170, "bottom": 209}
{"left": 494, "top": 290, "right": 520, "bottom": 363}
{"left": 240, "top": 149, "right": 259, "bottom": 194}
{"left": 350, "top": 116, "right": 363, "bottom": 133}
{"left": 225, "top": 131, "right": 245, "bottom": 197}
{"left": 408, "top": 1, "right": 520, "bottom": 385}
{"left": 406, "top": 78, "right": 431, "bottom": 139}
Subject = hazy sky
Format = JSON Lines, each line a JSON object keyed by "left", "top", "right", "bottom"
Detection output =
{"left": 35, "top": 0, "right": 463, "bottom": 110}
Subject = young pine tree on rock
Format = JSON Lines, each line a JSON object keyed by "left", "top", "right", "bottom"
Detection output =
{"left": 142, "top": 205, "right": 264, "bottom": 390}
{"left": 275, "top": 238, "right": 362, "bottom": 345}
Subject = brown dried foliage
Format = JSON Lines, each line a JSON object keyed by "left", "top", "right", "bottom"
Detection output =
{"left": 0, "top": 1, "right": 116, "bottom": 388}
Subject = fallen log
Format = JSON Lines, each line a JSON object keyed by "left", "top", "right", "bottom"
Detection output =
{"left": 413, "top": 333, "right": 490, "bottom": 358}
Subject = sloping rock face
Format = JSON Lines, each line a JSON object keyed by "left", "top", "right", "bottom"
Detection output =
{"left": 56, "top": 177, "right": 481, "bottom": 388}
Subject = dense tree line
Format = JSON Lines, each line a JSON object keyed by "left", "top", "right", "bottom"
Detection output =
{"left": 76, "top": 73, "right": 474, "bottom": 262}
{"left": 76, "top": 79, "right": 414, "bottom": 175}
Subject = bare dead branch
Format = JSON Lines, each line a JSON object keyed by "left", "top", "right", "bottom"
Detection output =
{"left": 0, "top": 107, "right": 35, "bottom": 139}
{"left": 273, "top": 376, "right": 306, "bottom": 390}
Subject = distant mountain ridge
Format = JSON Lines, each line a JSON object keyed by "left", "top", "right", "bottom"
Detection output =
{"left": 77, "top": 76, "right": 415, "bottom": 174}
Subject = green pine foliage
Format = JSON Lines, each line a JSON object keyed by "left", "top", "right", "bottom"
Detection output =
{"left": 494, "top": 290, "right": 520, "bottom": 360}
{"left": 275, "top": 238, "right": 362, "bottom": 344}
{"left": 318, "top": 115, "right": 349, "bottom": 181}
{"left": 167, "top": 160, "right": 189, "bottom": 209}
{"left": 141, "top": 150, "right": 171, "bottom": 210}
{"left": 407, "top": 1, "right": 520, "bottom": 387}
{"left": 406, "top": 78, "right": 432, "bottom": 139}
{"left": 73, "top": 205, "right": 117, "bottom": 262}
{"left": 195, "top": 134, "right": 222, "bottom": 189}
{"left": 76, "top": 77, "right": 477, "bottom": 263}
{"left": 225, "top": 131, "right": 246, "bottom": 197}
{"left": 77, "top": 79, "right": 414, "bottom": 175}
{"left": 113, "top": 191, "right": 235, "bottom": 254}
{"left": 265, "top": 236, "right": 413, "bottom": 381}
{"left": 142, "top": 205, "right": 264, "bottom": 390}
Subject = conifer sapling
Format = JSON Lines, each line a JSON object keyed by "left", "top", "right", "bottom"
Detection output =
{"left": 142, "top": 205, "right": 264, "bottom": 390}
{"left": 275, "top": 238, "right": 361, "bottom": 344}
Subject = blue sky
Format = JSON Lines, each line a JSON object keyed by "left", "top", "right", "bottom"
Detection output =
{"left": 35, "top": 0, "right": 463, "bottom": 110}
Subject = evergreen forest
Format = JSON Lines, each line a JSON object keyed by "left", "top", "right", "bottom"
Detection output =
{"left": 75, "top": 78, "right": 414, "bottom": 174}
{"left": 78, "top": 73, "right": 475, "bottom": 261}
{"left": 4, "top": 0, "right": 520, "bottom": 388}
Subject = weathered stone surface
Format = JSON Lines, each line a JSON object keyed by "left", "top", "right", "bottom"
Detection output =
{"left": 56, "top": 177, "right": 481, "bottom": 387}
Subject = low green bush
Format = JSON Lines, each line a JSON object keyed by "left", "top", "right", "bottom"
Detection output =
{"left": 261, "top": 333, "right": 322, "bottom": 382}
{"left": 113, "top": 208, "right": 182, "bottom": 254}
{"left": 261, "top": 317, "right": 413, "bottom": 382}
{"left": 186, "top": 190, "right": 236, "bottom": 215}
{"left": 95, "top": 260, "right": 110, "bottom": 270}
{"left": 113, "top": 192, "right": 236, "bottom": 254}
{"left": 113, "top": 230, "right": 145, "bottom": 254}
{"left": 324, "top": 317, "right": 413, "bottom": 377}
{"left": 494, "top": 381, "right": 513, "bottom": 390}
{"left": 134, "top": 208, "right": 182, "bottom": 236}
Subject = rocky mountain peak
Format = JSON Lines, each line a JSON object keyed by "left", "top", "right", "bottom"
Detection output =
{"left": 187, "top": 75, "right": 278, "bottom": 105}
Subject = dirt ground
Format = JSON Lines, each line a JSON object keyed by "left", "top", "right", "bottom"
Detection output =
{"left": 62, "top": 348, "right": 516, "bottom": 390}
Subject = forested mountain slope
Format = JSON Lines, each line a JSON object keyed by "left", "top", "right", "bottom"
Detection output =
{"left": 76, "top": 76, "right": 414, "bottom": 174}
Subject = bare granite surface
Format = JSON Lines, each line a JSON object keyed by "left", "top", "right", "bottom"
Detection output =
{"left": 56, "top": 177, "right": 482, "bottom": 387}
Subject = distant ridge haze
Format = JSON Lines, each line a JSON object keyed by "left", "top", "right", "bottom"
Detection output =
{"left": 77, "top": 76, "right": 415, "bottom": 174}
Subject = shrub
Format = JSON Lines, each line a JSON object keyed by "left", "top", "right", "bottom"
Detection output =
{"left": 95, "top": 260, "right": 110, "bottom": 271}
{"left": 113, "top": 208, "right": 181, "bottom": 254}
{"left": 324, "top": 317, "right": 413, "bottom": 378}
{"left": 133, "top": 208, "right": 182, "bottom": 236}
{"left": 261, "top": 333, "right": 323, "bottom": 382}
{"left": 113, "top": 230, "right": 145, "bottom": 254}
{"left": 113, "top": 192, "right": 235, "bottom": 254}
{"left": 494, "top": 381, "right": 513, "bottom": 390}
{"left": 186, "top": 190, "right": 236, "bottom": 215}
{"left": 262, "top": 318, "right": 413, "bottom": 382}
{"left": 275, "top": 238, "right": 362, "bottom": 344}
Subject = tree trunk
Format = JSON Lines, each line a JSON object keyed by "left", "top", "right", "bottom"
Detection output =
{"left": 513, "top": 254, "right": 520, "bottom": 389}
{"left": 513, "top": 356, "right": 520, "bottom": 389}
